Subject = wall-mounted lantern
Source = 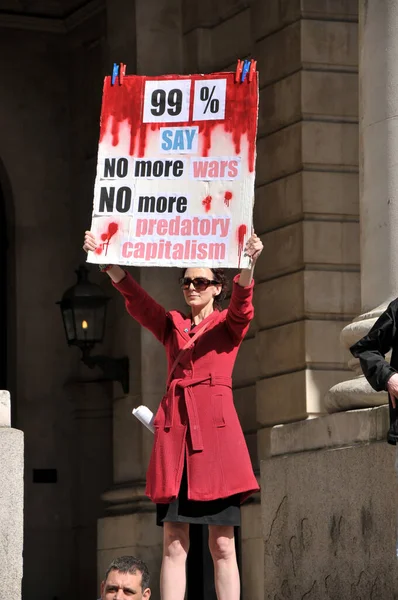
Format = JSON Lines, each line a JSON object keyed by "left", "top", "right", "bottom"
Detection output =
{"left": 57, "top": 265, "right": 129, "bottom": 393}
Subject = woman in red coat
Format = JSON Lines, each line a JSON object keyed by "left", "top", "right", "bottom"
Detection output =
{"left": 84, "top": 231, "right": 263, "bottom": 600}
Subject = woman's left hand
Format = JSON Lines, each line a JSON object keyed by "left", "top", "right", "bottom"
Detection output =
{"left": 245, "top": 232, "right": 263, "bottom": 265}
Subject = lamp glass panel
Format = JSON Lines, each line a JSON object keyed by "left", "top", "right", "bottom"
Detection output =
{"left": 62, "top": 308, "right": 77, "bottom": 343}
{"left": 74, "top": 305, "right": 106, "bottom": 342}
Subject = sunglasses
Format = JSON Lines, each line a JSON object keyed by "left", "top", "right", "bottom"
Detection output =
{"left": 179, "top": 277, "right": 219, "bottom": 291}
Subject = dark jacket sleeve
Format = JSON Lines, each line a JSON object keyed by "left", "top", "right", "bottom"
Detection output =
{"left": 350, "top": 301, "right": 398, "bottom": 391}
{"left": 112, "top": 271, "right": 169, "bottom": 344}
{"left": 225, "top": 274, "right": 255, "bottom": 343}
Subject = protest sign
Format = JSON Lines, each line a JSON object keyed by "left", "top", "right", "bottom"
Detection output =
{"left": 87, "top": 68, "right": 258, "bottom": 268}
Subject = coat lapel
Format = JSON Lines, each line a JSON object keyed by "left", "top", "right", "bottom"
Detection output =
{"left": 168, "top": 310, "right": 191, "bottom": 342}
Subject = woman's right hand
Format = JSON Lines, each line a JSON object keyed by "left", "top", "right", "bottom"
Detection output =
{"left": 83, "top": 230, "right": 97, "bottom": 253}
{"left": 83, "top": 230, "right": 126, "bottom": 284}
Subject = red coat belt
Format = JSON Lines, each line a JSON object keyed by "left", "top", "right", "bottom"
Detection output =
{"left": 163, "top": 374, "right": 232, "bottom": 451}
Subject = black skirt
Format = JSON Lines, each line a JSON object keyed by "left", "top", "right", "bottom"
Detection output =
{"left": 156, "top": 465, "right": 241, "bottom": 527}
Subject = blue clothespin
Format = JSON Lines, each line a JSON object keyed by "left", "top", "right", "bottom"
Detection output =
{"left": 241, "top": 59, "right": 251, "bottom": 83}
{"left": 111, "top": 63, "right": 119, "bottom": 86}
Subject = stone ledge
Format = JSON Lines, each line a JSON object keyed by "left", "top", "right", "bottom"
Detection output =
{"left": 0, "top": 390, "right": 11, "bottom": 427}
{"left": 268, "top": 405, "right": 389, "bottom": 456}
{"left": 101, "top": 481, "right": 154, "bottom": 514}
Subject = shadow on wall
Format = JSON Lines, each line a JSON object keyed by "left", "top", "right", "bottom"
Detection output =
{"left": 0, "top": 158, "right": 16, "bottom": 424}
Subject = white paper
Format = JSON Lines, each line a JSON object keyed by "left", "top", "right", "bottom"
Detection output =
{"left": 192, "top": 78, "right": 226, "bottom": 121}
{"left": 132, "top": 405, "right": 155, "bottom": 433}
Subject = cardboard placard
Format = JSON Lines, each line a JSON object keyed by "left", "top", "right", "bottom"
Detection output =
{"left": 87, "top": 71, "right": 258, "bottom": 268}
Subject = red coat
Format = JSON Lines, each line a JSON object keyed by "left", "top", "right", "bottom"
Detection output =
{"left": 113, "top": 272, "right": 260, "bottom": 504}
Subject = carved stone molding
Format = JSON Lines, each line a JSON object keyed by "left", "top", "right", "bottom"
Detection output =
{"left": 325, "top": 303, "right": 389, "bottom": 412}
{"left": 101, "top": 481, "right": 155, "bottom": 515}
{"left": 0, "top": 0, "right": 105, "bottom": 33}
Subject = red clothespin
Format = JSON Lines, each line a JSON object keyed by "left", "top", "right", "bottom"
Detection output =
{"left": 248, "top": 59, "right": 257, "bottom": 82}
{"left": 235, "top": 59, "right": 243, "bottom": 83}
{"left": 119, "top": 62, "right": 126, "bottom": 85}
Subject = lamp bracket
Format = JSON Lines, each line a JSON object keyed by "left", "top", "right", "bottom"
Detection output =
{"left": 82, "top": 354, "right": 129, "bottom": 394}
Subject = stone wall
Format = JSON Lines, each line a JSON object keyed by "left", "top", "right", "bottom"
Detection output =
{"left": 261, "top": 406, "right": 398, "bottom": 599}
{"left": 253, "top": 0, "right": 360, "bottom": 450}
{"left": 0, "top": 22, "right": 76, "bottom": 599}
{"left": 0, "top": 0, "right": 364, "bottom": 598}
{"left": 0, "top": 7, "right": 114, "bottom": 599}
{"left": 97, "top": 0, "right": 361, "bottom": 599}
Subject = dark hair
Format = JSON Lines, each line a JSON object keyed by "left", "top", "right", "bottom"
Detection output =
{"left": 105, "top": 555, "right": 150, "bottom": 591}
{"left": 181, "top": 268, "right": 228, "bottom": 311}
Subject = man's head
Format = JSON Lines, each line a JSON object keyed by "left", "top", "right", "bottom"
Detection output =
{"left": 101, "top": 556, "right": 151, "bottom": 600}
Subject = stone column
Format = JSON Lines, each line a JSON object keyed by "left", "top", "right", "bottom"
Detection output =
{"left": 0, "top": 391, "right": 23, "bottom": 600}
{"left": 67, "top": 381, "right": 113, "bottom": 598}
{"left": 102, "top": 0, "right": 184, "bottom": 494}
{"left": 325, "top": 0, "right": 398, "bottom": 412}
{"left": 98, "top": 4, "right": 183, "bottom": 598}
{"left": 251, "top": 0, "right": 359, "bottom": 444}
{"left": 182, "top": 3, "right": 263, "bottom": 597}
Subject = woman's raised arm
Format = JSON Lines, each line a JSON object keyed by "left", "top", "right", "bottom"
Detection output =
{"left": 237, "top": 232, "right": 263, "bottom": 287}
{"left": 83, "top": 231, "right": 169, "bottom": 343}
{"left": 225, "top": 233, "right": 263, "bottom": 342}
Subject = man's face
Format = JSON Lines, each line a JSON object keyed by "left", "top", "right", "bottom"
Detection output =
{"left": 101, "top": 569, "right": 151, "bottom": 600}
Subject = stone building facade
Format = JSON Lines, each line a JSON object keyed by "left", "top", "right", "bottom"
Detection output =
{"left": 0, "top": 0, "right": 396, "bottom": 599}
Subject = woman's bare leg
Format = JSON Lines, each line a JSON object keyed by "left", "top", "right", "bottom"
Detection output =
{"left": 208, "top": 525, "right": 240, "bottom": 600}
{"left": 160, "top": 522, "right": 190, "bottom": 600}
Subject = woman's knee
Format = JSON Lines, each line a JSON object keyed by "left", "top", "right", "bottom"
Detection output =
{"left": 208, "top": 526, "right": 236, "bottom": 561}
{"left": 163, "top": 523, "right": 190, "bottom": 559}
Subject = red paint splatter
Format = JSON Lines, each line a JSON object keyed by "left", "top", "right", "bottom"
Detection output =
{"left": 107, "top": 222, "right": 119, "bottom": 238}
{"left": 99, "top": 72, "right": 258, "bottom": 171}
{"left": 237, "top": 224, "right": 247, "bottom": 268}
{"left": 95, "top": 245, "right": 103, "bottom": 255}
{"left": 99, "top": 222, "right": 119, "bottom": 256}
{"left": 202, "top": 195, "right": 212, "bottom": 212}
{"left": 224, "top": 191, "right": 233, "bottom": 207}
